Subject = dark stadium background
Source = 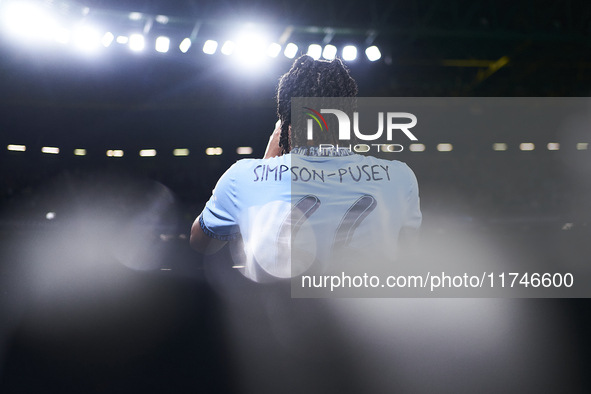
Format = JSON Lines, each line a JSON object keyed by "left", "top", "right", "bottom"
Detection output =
{"left": 1, "top": 0, "right": 590, "bottom": 392}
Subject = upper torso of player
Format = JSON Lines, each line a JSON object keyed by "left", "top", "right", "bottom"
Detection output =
{"left": 200, "top": 147, "right": 421, "bottom": 280}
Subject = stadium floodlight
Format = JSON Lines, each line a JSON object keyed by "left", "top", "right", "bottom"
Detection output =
{"left": 173, "top": 149, "right": 189, "bottom": 156}
{"left": 106, "top": 150, "right": 124, "bottom": 157}
{"left": 322, "top": 45, "right": 337, "bottom": 60}
{"left": 437, "top": 143, "right": 453, "bottom": 152}
{"left": 409, "top": 143, "right": 426, "bottom": 152}
{"left": 129, "top": 34, "right": 145, "bottom": 51}
{"left": 221, "top": 40, "right": 235, "bottom": 55}
{"left": 155, "top": 36, "right": 170, "bottom": 53}
{"left": 342, "top": 45, "right": 357, "bottom": 61}
{"left": 101, "top": 32, "right": 114, "bottom": 47}
{"left": 2, "top": 2, "right": 58, "bottom": 40}
{"left": 74, "top": 149, "right": 86, "bottom": 156}
{"left": 155, "top": 15, "right": 169, "bottom": 24}
{"left": 237, "top": 147, "right": 253, "bottom": 155}
{"left": 205, "top": 147, "right": 223, "bottom": 156}
{"left": 493, "top": 143, "right": 508, "bottom": 151}
{"left": 235, "top": 33, "right": 267, "bottom": 65}
{"left": 179, "top": 38, "right": 191, "bottom": 53}
{"left": 307, "top": 44, "right": 322, "bottom": 60}
{"left": 284, "top": 43, "right": 298, "bottom": 59}
{"left": 519, "top": 143, "right": 535, "bottom": 151}
{"left": 365, "top": 45, "right": 381, "bottom": 61}
{"left": 577, "top": 143, "right": 588, "bottom": 150}
{"left": 55, "top": 28, "right": 71, "bottom": 44}
{"left": 117, "top": 36, "right": 128, "bottom": 44}
{"left": 203, "top": 40, "right": 218, "bottom": 54}
{"left": 41, "top": 147, "right": 59, "bottom": 154}
{"left": 73, "top": 26, "right": 101, "bottom": 52}
{"left": 267, "top": 43, "right": 281, "bottom": 58}
{"left": 547, "top": 143, "right": 560, "bottom": 151}
{"left": 7, "top": 145, "right": 26, "bottom": 152}
{"left": 139, "top": 149, "right": 157, "bottom": 157}
{"left": 129, "top": 12, "right": 142, "bottom": 21}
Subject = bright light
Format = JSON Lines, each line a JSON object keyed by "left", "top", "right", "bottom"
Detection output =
{"left": 322, "top": 45, "right": 337, "bottom": 60}
{"left": 74, "top": 149, "right": 86, "bottom": 156}
{"left": 307, "top": 44, "right": 322, "bottom": 60}
{"left": 237, "top": 147, "right": 253, "bottom": 155}
{"left": 203, "top": 40, "right": 218, "bottom": 54}
{"left": 139, "top": 149, "right": 157, "bottom": 157}
{"left": 179, "top": 38, "right": 191, "bottom": 53}
{"left": 101, "top": 32, "right": 114, "bottom": 47}
{"left": 106, "top": 150, "right": 124, "bottom": 157}
{"left": 493, "top": 143, "right": 507, "bottom": 151}
{"left": 129, "top": 12, "right": 142, "bottom": 21}
{"left": 267, "top": 43, "right": 281, "bottom": 58}
{"left": 116, "top": 36, "right": 128, "bottom": 44}
{"left": 155, "top": 15, "right": 169, "bottom": 24}
{"left": 284, "top": 43, "right": 298, "bottom": 58}
{"left": 73, "top": 26, "right": 101, "bottom": 52}
{"left": 205, "top": 147, "right": 223, "bottom": 156}
{"left": 2, "top": 2, "right": 58, "bottom": 41}
{"left": 7, "top": 145, "right": 26, "bottom": 152}
{"left": 46, "top": 212, "right": 56, "bottom": 220}
{"left": 365, "top": 45, "right": 381, "bottom": 61}
{"left": 322, "top": 44, "right": 337, "bottom": 60}
{"left": 55, "top": 28, "right": 70, "bottom": 44}
{"left": 409, "top": 144, "right": 426, "bottom": 152}
{"left": 160, "top": 234, "right": 175, "bottom": 242}
{"left": 235, "top": 33, "right": 267, "bottom": 64}
{"left": 520, "top": 143, "right": 535, "bottom": 151}
{"left": 129, "top": 34, "right": 145, "bottom": 51}
{"left": 221, "top": 41, "right": 235, "bottom": 55}
{"left": 173, "top": 148, "right": 189, "bottom": 156}
{"left": 437, "top": 143, "right": 453, "bottom": 152}
{"left": 155, "top": 36, "right": 170, "bottom": 53}
{"left": 577, "top": 143, "right": 588, "bottom": 150}
{"left": 547, "top": 143, "right": 560, "bottom": 151}
{"left": 41, "top": 147, "right": 59, "bottom": 154}
{"left": 343, "top": 46, "right": 357, "bottom": 61}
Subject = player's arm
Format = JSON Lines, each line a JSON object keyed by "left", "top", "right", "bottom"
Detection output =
{"left": 190, "top": 216, "right": 227, "bottom": 255}
{"left": 192, "top": 121, "right": 280, "bottom": 255}
{"left": 190, "top": 162, "right": 240, "bottom": 255}
{"left": 398, "top": 165, "right": 422, "bottom": 252}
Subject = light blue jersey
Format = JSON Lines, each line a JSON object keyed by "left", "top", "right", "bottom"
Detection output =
{"left": 199, "top": 149, "right": 421, "bottom": 280}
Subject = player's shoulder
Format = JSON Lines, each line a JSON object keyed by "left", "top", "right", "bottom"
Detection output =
{"left": 358, "top": 154, "right": 413, "bottom": 171}
{"left": 357, "top": 155, "right": 418, "bottom": 186}
{"left": 221, "top": 156, "right": 291, "bottom": 181}
{"left": 229, "top": 155, "right": 290, "bottom": 169}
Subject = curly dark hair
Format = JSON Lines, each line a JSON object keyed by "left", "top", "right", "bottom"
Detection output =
{"left": 276, "top": 55, "right": 358, "bottom": 154}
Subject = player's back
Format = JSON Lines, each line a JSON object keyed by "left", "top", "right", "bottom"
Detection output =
{"left": 206, "top": 150, "right": 420, "bottom": 281}
{"left": 289, "top": 152, "right": 421, "bottom": 272}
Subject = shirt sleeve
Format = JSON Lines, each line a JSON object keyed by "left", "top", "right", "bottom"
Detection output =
{"left": 199, "top": 163, "right": 241, "bottom": 241}
{"left": 403, "top": 164, "right": 422, "bottom": 231}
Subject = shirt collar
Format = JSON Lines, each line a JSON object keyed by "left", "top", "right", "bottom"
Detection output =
{"left": 290, "top": 145, "right": 356, "bottom": 157}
